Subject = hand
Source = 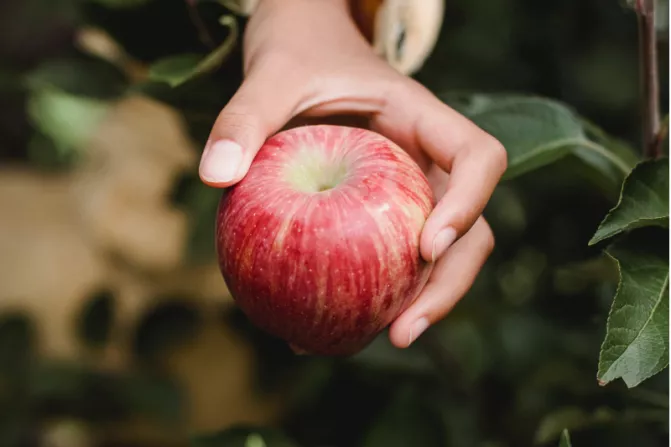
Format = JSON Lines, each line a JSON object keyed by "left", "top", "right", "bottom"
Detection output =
{"left": 200, "top": 0, "right": 507, "bottom": 348}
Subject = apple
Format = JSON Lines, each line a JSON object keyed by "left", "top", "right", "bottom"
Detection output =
{"left": 216, "top": 124, "right": 435, "bottom": 356}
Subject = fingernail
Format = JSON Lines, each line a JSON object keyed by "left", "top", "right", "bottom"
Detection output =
{"left": 200, "top": 139, "right": 243, "bottom": 183}
{"left": 431, "top": 227, "right": 457, "bottom": 262}
{"left": 407, "top": 317, "right": 429, "bottom": 346}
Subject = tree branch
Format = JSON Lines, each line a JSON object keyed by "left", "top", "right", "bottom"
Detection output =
{"left": 635, "top": 0, "right": 661, "bottom": 158}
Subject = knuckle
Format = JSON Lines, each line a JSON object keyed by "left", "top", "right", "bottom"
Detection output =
{"left": 216, "top": 111, "right": 262, "bottom": 138}
{"left": 484, "top": 136, "right": 508, "bottom": 172}
{"left": 480, "top": 219, "right": 496, "bottom": 254}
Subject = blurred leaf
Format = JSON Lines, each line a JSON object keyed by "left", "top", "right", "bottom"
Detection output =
{"left": 361, "top": 387, "right": 445, "bottom": 447}
{"left": 29, "top": 361, "right": 184, "bottom": 425}
{"left": 133, "top": 300, "right": 202, "bottom": 366}
{"left": 0, "top": 314, "right": 33, "bottom": 376}
{"left": 628, "top": 386, "right": 670, "bottom": 408}
{"left": 245, "top": 434, "right": 266, "bottom": 447}
{"left": 148, "top": 15, "right": 238, "bottom": 88}
{"left": 442, "top": 93, "right": 637, "bottom": 184}
{"left": 117, "top": 373, "right": 184, "bottom": 425}
{"left": 537, "top": 405, "right": 668, "bottom": 444}
{"left": 28, "top": 362, "right": 92, "bottom": 401}
{"left": 535, "top": 406, "right": 615, "bottom": 444}
{"left": 25, "top": 57, "right": 127, "bottom": 99}
{"left": 579, "top": 118, "right": 642, "bottom": 192}
{"left": 26, "top": 131, "right": 78, "bottom": 169}
{"left": 191, "top": 426, "right": 298, "bottom": 447}
{"left": 76, "top": 289, "right": 115, "bottom": 349}
{"left": 559, "top": 429, "right": 572, "bottom": 447}
{"left": 497, "top": 246, "right": 547, "bottom": 306}
{"left": 598, "top": 229, "right": 669, "bottom": 388}
{"left": 553, "top": 256, "right": 618, "bottom": 296}
{"left": 589, "top": 159, "right": 669, "bottom": 245}
{"left": 26, "top": 86, "right": 109, "bottom": 159}
{"left": 216, "top": 0, "right": 253, "bottom": 15}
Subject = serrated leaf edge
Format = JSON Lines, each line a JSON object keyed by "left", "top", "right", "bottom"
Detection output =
{"left": 596, "top": 249, "right": 670, "bottom": 387}
{"left": 589, "top": 159, "right": 669, "bottom": 245}
{"left": 589, "top": 216, "right": 668, "bottom": 245}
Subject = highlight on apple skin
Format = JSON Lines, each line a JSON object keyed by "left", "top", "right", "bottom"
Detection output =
{"left": 216, "top": 124, "right": 435, "bottom": 356}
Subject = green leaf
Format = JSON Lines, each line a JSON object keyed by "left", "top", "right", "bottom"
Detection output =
{"left": 24, "top": 58, "right": 128, "bottom": 100}
{"left": 28, "top": 361, "right": 184, "bottom": 425}
{"left": 590, "top": 158, "right": 670, "bottom": 245}
{"left": 245, "top": 434, "right": 267, "bottom": 447}
{"left": 535, "top": 407, "right": 614, "bottom": 444}
{"left": 133, "top": 301, "right": 202, "bottom": 366}
{"left": 578, "top": 118, "right": 642, "bottom": 192}
{"left": 148, "top": 15, "right": 239, "bottom": 88}
{"left": 0, "top": 314, "right": 34, "bottom": 379}
{"left": 597, "top": 229, "right": 669, "bottom": 388}
{"left": 191, "top": 426, "right": 298, "bottom": 447}
{"left": 559, "top": 429, "right": 572, "bottom": 447}
{"left": 441, "top": 93, "right": 637, "bottom": 183}
{"left": 26, "top": 86, "right": 110, "bottom": 158}
{"left": 76, "top": 289, "right": 115, "bottom": 349}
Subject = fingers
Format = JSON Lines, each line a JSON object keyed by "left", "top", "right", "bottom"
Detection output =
{"left": 418, "top": 124, "right": 506, "bottom": 262}
{"left": 388, "top": 216, "right": 494, "bottom": 349}
{"left": 199, "top": 57, "right": 304, "bottom": 188}
{"left": 374, "top": 80, "right": 507, "bottom": 263}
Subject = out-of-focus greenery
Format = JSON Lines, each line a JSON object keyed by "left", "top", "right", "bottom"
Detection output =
{"left": 0, "top": 0, "right": 668, "bottom": 446}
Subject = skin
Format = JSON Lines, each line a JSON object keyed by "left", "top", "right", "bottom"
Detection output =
{"left": 200, "top": 0, "right": 507, "bottom": 349}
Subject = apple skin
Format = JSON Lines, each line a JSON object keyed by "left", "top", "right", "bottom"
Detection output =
{"left": 216, "top": 124, "right": 435, "bottom": 356}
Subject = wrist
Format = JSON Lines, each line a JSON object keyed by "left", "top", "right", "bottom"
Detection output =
{"left": 256, "top": 0, "right": 349, "bottom": 13}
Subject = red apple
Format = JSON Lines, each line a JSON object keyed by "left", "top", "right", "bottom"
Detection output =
{"left": 216, "top": 124, "right": 435, "bottom": 356}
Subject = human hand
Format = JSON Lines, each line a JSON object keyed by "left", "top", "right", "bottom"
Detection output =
{"left": 200, "top": 0, "right": 507, "bottom": 348}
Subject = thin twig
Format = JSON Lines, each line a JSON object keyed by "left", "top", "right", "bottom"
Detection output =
{"left": 186, "top": 0, "right": 216, "bottom": 49}
{"left": 635, "top": 0, "right": 661, "bottom": 158}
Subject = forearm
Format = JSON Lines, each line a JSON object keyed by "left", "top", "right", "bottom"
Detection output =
{"left": 242, "top": 0, "right": 372, "bottom": 71}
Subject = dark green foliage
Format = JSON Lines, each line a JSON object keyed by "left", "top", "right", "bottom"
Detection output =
{"left": 133, "top": 300, "right": 203, "bottom": 367}
{"left": 76, "top": 289, "right": 116, "bottom": 349}
{"left": 192, "top": 426, "right": 299, "bottom": 447}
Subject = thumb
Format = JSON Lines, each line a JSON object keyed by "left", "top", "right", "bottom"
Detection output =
{"left": 199, "top": 67, "right": 302, "bottom": 187}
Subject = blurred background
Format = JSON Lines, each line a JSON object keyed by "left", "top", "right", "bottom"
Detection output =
{"left": 0, "top": 0, "right": 668, "bottom": 446}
